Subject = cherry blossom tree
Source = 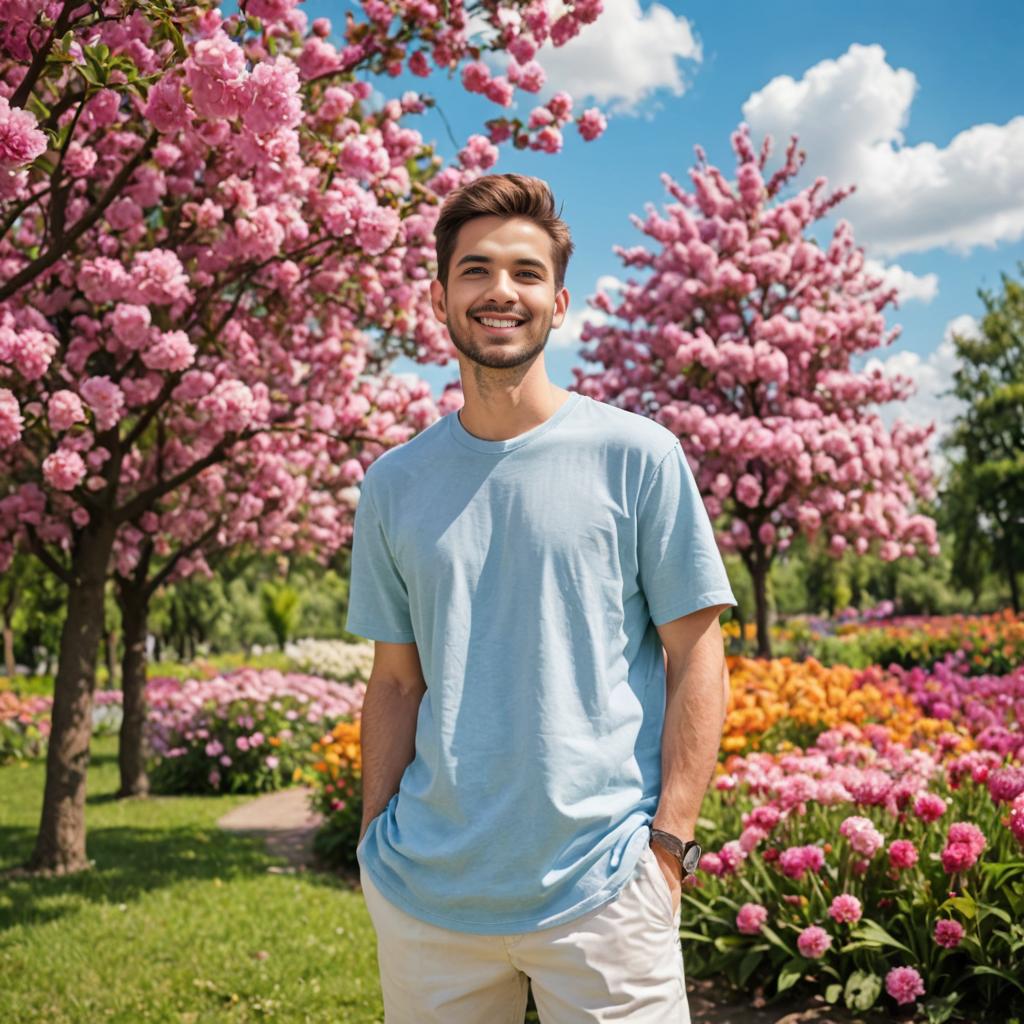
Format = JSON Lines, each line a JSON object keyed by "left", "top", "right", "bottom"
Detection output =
{"left": 0, "top": 0, "right": 608, "bottom": 872}
{"left": 573, "top": 125, "right": 938, "bottom": 656}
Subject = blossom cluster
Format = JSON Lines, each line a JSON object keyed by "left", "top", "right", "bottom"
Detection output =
{"left": 284, "top": 637, "right": 374, "bottom": 683}
{"left": 304, "top": 718, "right": 364, "bottom": 869}
{"left": 144, "top": 669, "right": 364, "bottom": 794}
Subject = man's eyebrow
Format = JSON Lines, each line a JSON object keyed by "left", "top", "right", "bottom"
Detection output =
{"left": 455, "top": 254, "right": 549, "bottom": 271}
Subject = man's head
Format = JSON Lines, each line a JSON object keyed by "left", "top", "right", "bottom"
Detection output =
{"left": 430, "top": 174, "right": 573, "bottom": 371}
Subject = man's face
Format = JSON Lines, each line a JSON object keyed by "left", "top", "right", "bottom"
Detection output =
{"left": 430, "top": 215, "right": 570, "bottom": 371}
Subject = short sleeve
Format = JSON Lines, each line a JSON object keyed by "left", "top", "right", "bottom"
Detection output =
{"left": 345, "top": 474, "right": 417, "bottom": 643}
{"left": 637, "top": 442, "right": 737, "bottom": 626}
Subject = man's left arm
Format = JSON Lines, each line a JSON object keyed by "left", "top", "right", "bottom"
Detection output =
{"left": 651, "top": 603, "right": 732, "bottom": 905}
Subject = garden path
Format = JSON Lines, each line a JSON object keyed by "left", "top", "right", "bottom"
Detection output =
{"left": 217, "top": 790, "right": 883, "bottom": 1024}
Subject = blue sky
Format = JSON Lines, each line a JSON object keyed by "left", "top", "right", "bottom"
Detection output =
{"left": 297, "top": 0, "right": 1023, "bottom": 453}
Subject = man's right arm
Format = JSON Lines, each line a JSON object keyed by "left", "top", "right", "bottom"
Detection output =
{"left": 358, "top": 639, "right": 427, "bottom": 845}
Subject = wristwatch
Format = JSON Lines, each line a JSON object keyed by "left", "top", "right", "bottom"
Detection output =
{"left": 650, "top": 828, "right": 702, "bottom": 880}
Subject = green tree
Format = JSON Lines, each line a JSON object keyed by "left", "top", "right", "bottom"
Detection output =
{"left": 942, "top": 265, "right": 1024, "bottom": 612}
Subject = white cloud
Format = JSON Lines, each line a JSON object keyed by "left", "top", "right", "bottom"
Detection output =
{"left": 534, "top": 0, "right": 701, "bottom": 114}
{"left": 863, "top": 259, "right": 938, "bottom": 305}
{"left": 742, "top": 44, "right": 1024, "bottom": 256}
{"left": 864, "top": 314, "right": 979, "bottom": 474}
{"left": 550, "top": 304, "right": 607, "bottom": 349}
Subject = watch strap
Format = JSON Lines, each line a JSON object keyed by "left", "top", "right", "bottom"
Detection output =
{"left": 650, "top": 828, "right": 701, "bottom": 878}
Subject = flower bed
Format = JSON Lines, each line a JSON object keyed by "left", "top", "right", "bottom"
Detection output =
{"left": 145, "top": 669, "right": 364, "bottom": 794}
{"left": 304, "top": 718, "right": 363, "bottom": 869}
{"left": 1, "top": 689, "right": 122, "bottom": 762}
{"left": 683, "top": 725, "right": 1024, "bottom": 1019}
{"left": 721, "top": 656, "right": 951, "bottom": 755}
{"left": 284, "top": 638, "right": 374, "bottom": 683}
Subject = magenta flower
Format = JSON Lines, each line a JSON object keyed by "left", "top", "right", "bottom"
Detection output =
{"left": 0, "top": 96, "right": 48, "bottom": 169}
{"left": 778, "top": 844, "right": 825, "bottom": 880}
{"left": 699, "top": 852, "right": 723, "bottom": 876}
{"left": 828, "top": 894, "right": 863, "bottom": 925}
{"left": 987, "top": 766, "right": 1024, "bottom": 804}
{"left": 934, "top": 919, "right": 965, "bottom": 949}
{"left": 913, "top": 792, "right": 947, "bottom": 823}
{"left": 797, "top": 925, "right": 832, "bottom": 959}
{"left": 885, "top": 966, "right": 925, "bottom": 1005}
{"left": 947, "top": 822, "right": 986, "bottom": 856}
{"left": 736, "top": 903, "right": 768, "bottom": 935}
{"left": 888, "top": 839, "right": 919, "bottom": 871}
{"left": 941, "top": 842, "right": 978, "bottom": 873}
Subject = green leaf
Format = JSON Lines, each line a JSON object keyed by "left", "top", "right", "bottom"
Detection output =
{"left": 677, "top": 930, "right": 712, "bottom": 944}
{"left": 941, "top": 895, "right": 977, "bottom": 919}
{"left": 737, "top": 949, "right": 763, "bottom": 987}
{"left": 776, "top": 960, "right": 803, "bottom": 995}
{"left": 923, "top": 992, "right": 961, "bottom": 1024}
{"left": 969, "top": 965, "right": 1024, "bottom": 996}
{"left": 825, "top": 983, "right": 842, "bottom": 1004}
{"left": 844, "top": 970, "right": 882, "bottom": 1011}
{"left": 713, "top": 935, "right": 746, "bottom": 953}
{"left": 850, "top": 918, "right": 916, "bottom": 957}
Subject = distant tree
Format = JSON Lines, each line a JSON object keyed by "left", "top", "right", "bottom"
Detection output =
{"left": 575, "top": 126, "right": 938, "bottom": 655}
{"left": 941, "top": 265, "right": 1024, "bottom": 613}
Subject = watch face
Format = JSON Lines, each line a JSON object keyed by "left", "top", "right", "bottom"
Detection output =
{"left": 682, "top": 842, "right": 702, "bottom": 875}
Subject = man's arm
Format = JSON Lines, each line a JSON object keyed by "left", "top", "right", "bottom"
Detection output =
{"left": 652, "top": 604, "right": 731, "bottom": 841}
{"left": 358, "top": 640, "right": 427, "bottom": 845}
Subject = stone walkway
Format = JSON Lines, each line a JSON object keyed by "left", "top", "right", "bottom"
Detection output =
{"left": 217, "top": 789, "right": 879, "bottom": 1024}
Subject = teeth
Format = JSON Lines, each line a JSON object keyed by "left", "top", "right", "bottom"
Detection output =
{"left": 478, "top": 317, "right": 522, "bottom": 328}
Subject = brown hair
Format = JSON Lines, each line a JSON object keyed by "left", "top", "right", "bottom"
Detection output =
{"left": 434, "top": 173, "right": 574, "bottom": 290}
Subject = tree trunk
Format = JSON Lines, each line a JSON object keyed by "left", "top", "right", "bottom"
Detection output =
{"left": 752, "top": 560, "right": 771, "bottom": 658}
{"left": 117, "top": 586, "right": 150, "bottom": 798}
{"left": 27, "top": 520, "right": 115, "bottom": 874}
{"left": 1008, "top": 563, "right": 1021, "bottom": 615}
{"left": 3, "top": 624, "right": 14, "bottom": 681}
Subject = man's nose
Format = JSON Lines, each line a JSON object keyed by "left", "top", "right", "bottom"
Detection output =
{"left": 485, "top": 269, "right": 518, "bottom": 303}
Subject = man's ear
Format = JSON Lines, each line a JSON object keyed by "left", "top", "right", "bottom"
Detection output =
{"left": 429, "top": 279, "right": 447, "bottom": 324}
{"left": 551, "top": 286, "right": 570, "bottom": 329}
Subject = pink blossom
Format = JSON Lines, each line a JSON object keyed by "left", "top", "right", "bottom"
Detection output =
{"left": 144, "top": 77, "right": 192, "bottom": 133}
{"left": 698, "top": 852, "right": 723, "bottom": 876}
{"left": 578, "top": 107, "right": 607, "bottom": 142}
{"left": 142, "top": 330, "right": 196, "bottom": 372}
{"left": 356, "top": 205, "right": 401, "bottom": 256}
{"left": 885, "top": 966, "right": 925, "bottom": 1005}
{"left": 80, "top": 376, "right": 126, "bottom": 432}
{"left": 0, "top": 96, "right": 47, "bottom": 169}
{"left": 236, "top": 735, "right": 250, "bottom": 752}
{"left": 839, "top": 815, "right": 884, "bottom": 858}
{"left": 266, "top": 755, "right": 279, "bottom": 770}
{"left": 913, "top": 791, "right": 947, "bottom": 823}
{"left": 484, "top": 76, "right": 514, "bottom": 107}
{"left": 778, "top": 844, "right": 825, "bottom": 880}
{"left": 0, "top": 389, "right": 23, "bottom": 448}
{"left": 887, "top": 840, "right": 919, "bottom": 871}
{"left": 933, "top": 919, "right": 964, "bottom": 949}
{"left": 461, "top": 61, "right": 490, "bottom": 94}
{"left": 47, "top": 391, "right": 86, "bottom": 432}
{"left": 129, "top": 249, "right": 191, "bottom": 306}
{"left": 109, "top": 304, "right": 152, "bottom": 349}
{"left": 736, "top": 902, "right": 767, "bottom": 935}
{"left": 243, "top": 57, "right": 303, "bottom": 134}
{"left": 947, "top": 821, "right": 986, "bottom": 857}
{"left": 205, "top": 740, "right": 224, "bottom": 758}
{"left": 988, "top": 766, "right": 1024, "bottom": 804}
{"left": 42, "top": 449, "right": 87, "bottom": 491}
{"left": 828, "top": 894, "right": 862, "bottom": 925}
{"left": 532, "top": 126, "right": 563, "bottom": 154}
{"left": 796, "top": 925, "right": 831, "bottom": 959}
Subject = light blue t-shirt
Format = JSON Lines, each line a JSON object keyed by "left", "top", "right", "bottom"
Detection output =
{"left": 347, "top": 391, "right": 736, "bottom": 934}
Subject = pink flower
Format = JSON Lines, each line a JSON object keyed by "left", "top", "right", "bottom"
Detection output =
{"left": 80, "top": 376, "right": 126, "bottom": 432}
{"left": 839, "top": 815, "right": 884, "bottom": 858}
{"left": 778, "top": 844, "right": 824, "bottom": 880}
{"left": 988, "top": 767, "right": 1024, "bottom": 804}
{"left": 0, "top": 388, "right": 24, "bottom": 448}
{"left": 532, "top": 126, "right": 563, "bottom": 154}
{"left": 142, "top": 330, "right": 196, "bottom": 372}
{"left": 797, "top": 925, "right": 832, "bottom": 959}
{"left": 461, "top": 61, "right": 490, "bottom": 94}
{"left": 941, "top": 842, "right": 978, "bottom": 874}
{"left": 235, "top": 735, "right": 250, "bottom": 752}
{"left": 144, "top": 77, "right": 192, "bottom": 133}
{"left": 130, "top": 248, "right": 191, "bottom": 306}
{"left": 205, "top": 740, "right": 224, "bottom": 757}
{"left": 933, "top": 919, "right": 964, "bottom": 949}
{"left": 0, "top": 96, "right": 48, "bottom": 169}
{"left": 913, "top": 792, "right": 947, "bottom": 823}
{"left": 698, "top": 852, "right": 723, "bottom": 876}
{"left": 736, "top": 902, "right": 767, "bottom": 935}
{"left": 718, "top": 840, "right": 745, "bottom": 873}
{"left": 887, "top": 840, "right": 919, "bottom": 871}
{"left": 243, "top": 56, "right": 303, "bottom": 134}
{"left": 828, "top": 894, "right": 862, "bottom": 925}
{"left": 1010, "top": 799, "right": 1024, "bottom": 848}
{"left": 885, "top": 966, "right": 925, "bottom": 1005}
{"left": 42, "top": 449, "right": 87, "bottom": 491}
{"left": 577, "top": 107, "right": 607, "bottom": 142}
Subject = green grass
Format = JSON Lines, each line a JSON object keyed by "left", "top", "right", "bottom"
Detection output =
{"left": 0, "top": 737, "right": 383, "bottom": 1024}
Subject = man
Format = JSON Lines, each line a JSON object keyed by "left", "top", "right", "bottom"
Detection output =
{"left": 346, "top": 173, "right": 736, "bottom": 1022}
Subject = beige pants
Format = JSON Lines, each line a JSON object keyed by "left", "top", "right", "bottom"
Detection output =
{"left": 360, "top": 840, "right": 691, "bottom": 1023}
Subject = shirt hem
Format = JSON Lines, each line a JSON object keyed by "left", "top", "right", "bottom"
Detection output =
{"left": 344, "top": 621, "right": 417, "bottom": 643}
{"left": 359, "top": 844, "right": 645, "bottom": 935}
{"left": 651, "top": 589, "right": 738, "bottom": 627}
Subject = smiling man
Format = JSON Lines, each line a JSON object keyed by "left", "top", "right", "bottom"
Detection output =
{"left": 347, "top": 173, "right": 736, "bottom": 1022}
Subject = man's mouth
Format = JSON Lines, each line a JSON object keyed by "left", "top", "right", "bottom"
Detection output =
{"left": 472, "top": 314, "right": 528, "bottom": 331}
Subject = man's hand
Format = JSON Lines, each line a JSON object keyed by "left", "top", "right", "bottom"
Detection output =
{"left": 651, "top": 841, "right": 682, "bottom": 917}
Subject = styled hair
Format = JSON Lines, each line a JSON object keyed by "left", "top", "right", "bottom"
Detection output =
{"left": 434, "top": 173, "right": 574, "bottom": 289}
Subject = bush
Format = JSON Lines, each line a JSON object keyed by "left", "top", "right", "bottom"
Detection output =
{"left": 683, "top": 727, "right": 1024, "bottom": 1020}
{"left": 145, "top": 669, "right": 364, "bottom": 794}
{"left": 304, "top": 718, "right": 363, "bottom": 870}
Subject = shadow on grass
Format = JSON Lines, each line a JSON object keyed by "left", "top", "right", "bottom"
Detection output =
{"left": 0, "top": 821, "right": 352, "bottom": 936}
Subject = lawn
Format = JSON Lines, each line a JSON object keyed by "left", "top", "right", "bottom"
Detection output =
{"left": 0, "top": 736, "right": 384, "bottom": 1024}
